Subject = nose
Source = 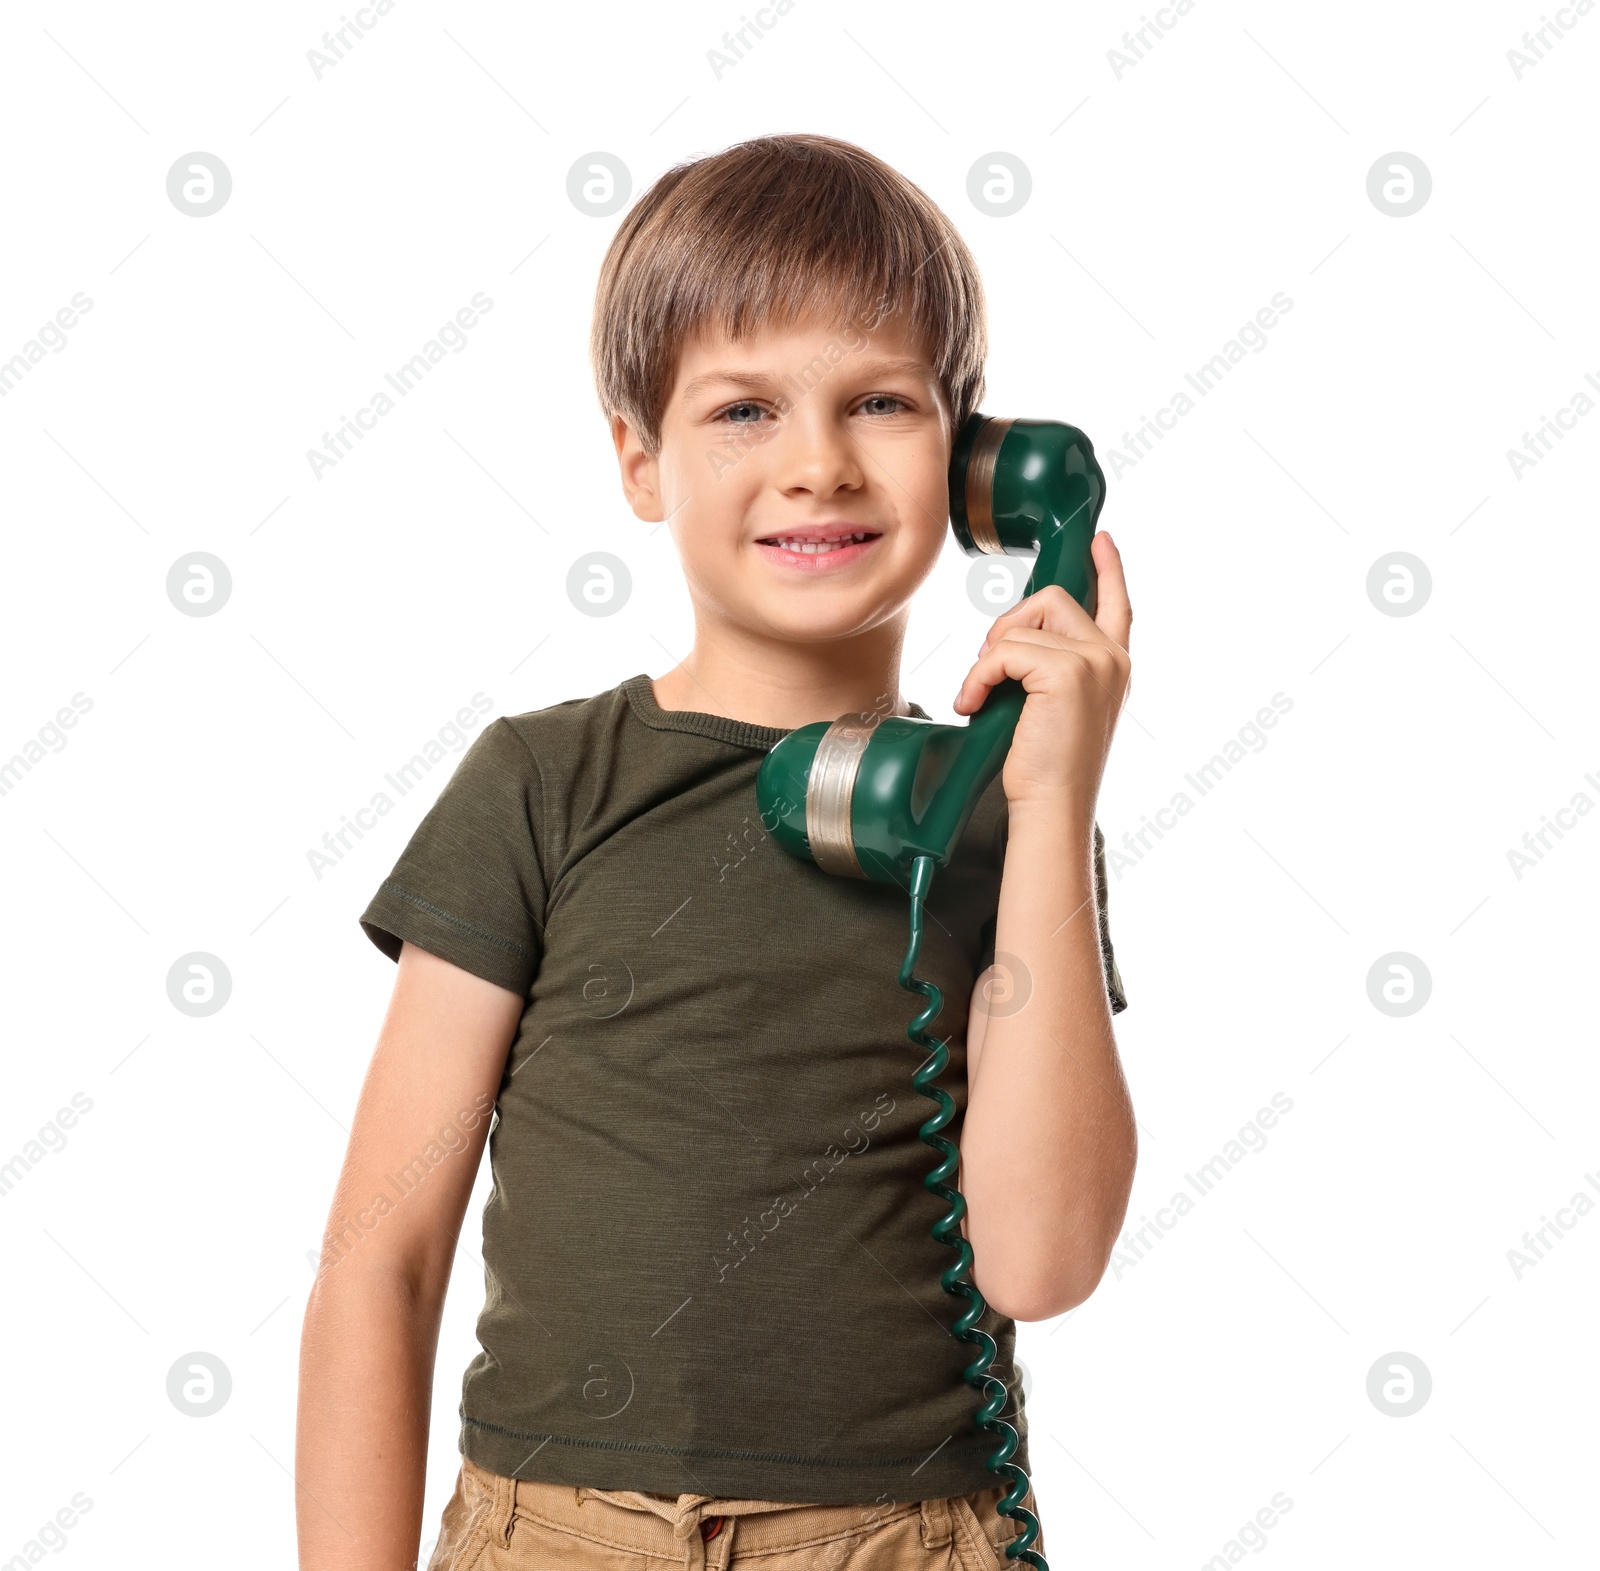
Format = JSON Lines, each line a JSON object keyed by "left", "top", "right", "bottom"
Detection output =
{"left": 775, "top": 405, "right": 865, "bottom": 499}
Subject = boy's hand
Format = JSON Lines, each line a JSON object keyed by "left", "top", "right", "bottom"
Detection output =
{"left": 952, "top": 530, "right": 1132, "bottom": 812}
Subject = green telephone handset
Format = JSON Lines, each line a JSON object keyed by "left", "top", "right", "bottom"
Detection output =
{"left": 754, "top": 414, "right": 1107, "bottom": 1571}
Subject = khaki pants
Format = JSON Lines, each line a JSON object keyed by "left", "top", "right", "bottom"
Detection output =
{"left": 428, "top": 1454, "right": 1046, "bottom": 1570}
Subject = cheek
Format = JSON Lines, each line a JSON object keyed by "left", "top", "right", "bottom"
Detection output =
{"left": 906, "top": 468, "right": 953, "bottom": 539}
{"left": 670, "top": 502, "right": 752, "bottom": 586}
{"left": 662, "top": 430, "right": 760, "bottom": 503}
{"left": 900, "top": 520, "right": 951, "bottom": 578}
{"left": 655, "top": 441, "right": 698, "bottom": 499}
{"left": 894, "top": 470, "right": 955, "bottom": 573}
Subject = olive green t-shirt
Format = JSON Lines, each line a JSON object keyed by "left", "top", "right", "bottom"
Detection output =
{"left": 358, "top": 673, "right": 1126, "bottom": 1505}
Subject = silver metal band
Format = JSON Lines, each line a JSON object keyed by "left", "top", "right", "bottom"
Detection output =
{"left": 805, "top": 713, "right": 875, "bottom": 878}
{"left": 965, "top": 416, "right": 1014, "bottom": 554}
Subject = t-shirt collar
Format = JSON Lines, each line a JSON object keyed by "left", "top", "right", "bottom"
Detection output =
{"left": 621, "top": 673, "right": 930, "bottom": 752}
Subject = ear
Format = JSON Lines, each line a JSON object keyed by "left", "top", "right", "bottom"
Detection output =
{"left": 611, "top": 413, "right": 664, "bottom": 524}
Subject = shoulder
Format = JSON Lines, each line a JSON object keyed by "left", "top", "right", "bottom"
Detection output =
{"left": 497, "top": 676, "right": 640, "bottom": 765}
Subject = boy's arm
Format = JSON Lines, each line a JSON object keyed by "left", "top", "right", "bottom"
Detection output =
{"left": 297, "top": 941, "right": 523, "bottom": 1571}
{"left": 952, "top": 536, "right": 1137, "bottom": 1325}
{"left": 961, "top": 813, "right": 1136, "bottom": 1323}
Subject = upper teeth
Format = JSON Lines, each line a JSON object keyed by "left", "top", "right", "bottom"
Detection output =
{"left": 770, "top": 533, "right": 873, "bottom": 553}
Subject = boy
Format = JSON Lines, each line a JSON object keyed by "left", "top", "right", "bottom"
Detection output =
{"left": 297, "top": 132, "right": 1135, "bottom": 1571}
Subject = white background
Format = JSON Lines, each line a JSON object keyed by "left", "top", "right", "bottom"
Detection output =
{"left": 1, "top": 0, "right": 1596, "bottom": 1566}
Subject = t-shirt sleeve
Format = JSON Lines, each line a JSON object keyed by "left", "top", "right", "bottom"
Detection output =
{"left": 973, "top": 816, "right": 1127, "bottom": 1015}
{"left": 358, "top": 717, "right": 548, "bottom": 997}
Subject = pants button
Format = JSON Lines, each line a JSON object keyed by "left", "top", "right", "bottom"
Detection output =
{"left": 701, "top": 1515, "right": 725, "bottom": 1540}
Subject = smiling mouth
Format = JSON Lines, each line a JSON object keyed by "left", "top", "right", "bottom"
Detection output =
{"left": 755, "top": 530, "right": 881, "bottom": 555}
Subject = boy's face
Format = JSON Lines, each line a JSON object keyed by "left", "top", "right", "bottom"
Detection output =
{"left": 612, "top": 308, "right": 954, "bottom": 650}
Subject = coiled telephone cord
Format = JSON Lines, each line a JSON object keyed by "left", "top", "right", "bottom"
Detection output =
{"left": 899, "top": 853, "right": 1047, "bottom": 1570}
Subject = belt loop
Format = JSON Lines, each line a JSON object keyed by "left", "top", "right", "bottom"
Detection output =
{"left": 493, "top": 1470, "right": 517, "bottom": 1548}
{"left": 920, "top": 1494, "right": 953, "bottom": 1549}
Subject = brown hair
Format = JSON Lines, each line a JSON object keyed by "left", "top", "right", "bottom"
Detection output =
{"left": 590, "top": 133, "right": 987, "bottom": 456}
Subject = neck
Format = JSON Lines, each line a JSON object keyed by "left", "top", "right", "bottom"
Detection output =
{"left": 650, "top": 615, "right": 912, "bottom": 731}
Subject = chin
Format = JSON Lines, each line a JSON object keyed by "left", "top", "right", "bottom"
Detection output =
{"left": 765, "top": 605, "right": 889, "bottom": 645}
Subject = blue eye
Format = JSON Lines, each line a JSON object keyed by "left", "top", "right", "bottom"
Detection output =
{"left": 859, "top": 395, "right": 905, "bottom": 416}
{"left": 721, "top": 401, "right": 766, "bottom": 423}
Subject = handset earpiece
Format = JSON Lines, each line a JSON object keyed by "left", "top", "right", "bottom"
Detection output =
{"left": 949, "top": 414, "right": 1102, "bottom": 618}
{"left": 756, "top": 414, "right": 1106, "bottom": 886}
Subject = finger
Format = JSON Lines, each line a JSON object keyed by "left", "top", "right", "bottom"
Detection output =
{"left": 978, "top": 581, "right": 1102, "bottom": 654}
{"left": 1090, "top": 531, "right": 1133, "bottom": 654}
{"left": 954, "top": 629, "right": 1129, "bottom": 715}
{"left": 955, "top": 634, "right": 1081, "bottom": 714}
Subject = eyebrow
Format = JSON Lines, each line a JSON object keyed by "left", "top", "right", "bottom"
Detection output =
{"left": 679, "top": 355, "right": 932, "bottom": 399}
